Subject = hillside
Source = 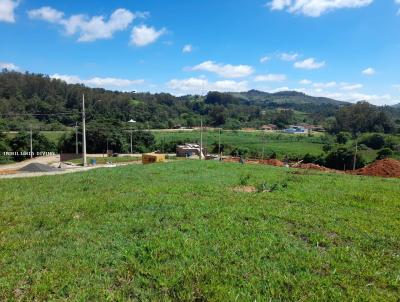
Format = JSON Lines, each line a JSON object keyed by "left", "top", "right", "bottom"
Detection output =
{"left": 0, "top": 71, "right": 348, "bottom": 131}
{"left": 0, "top": 160, "right": 399, "bottom": 300}
{"left": 231, "top": 89, "right": 348, "bottom": 106}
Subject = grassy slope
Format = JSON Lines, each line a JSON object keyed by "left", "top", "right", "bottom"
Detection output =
{"left": 0, "top": 161, "right": 399, "bottom": 301}
{"left": 5, "top": 131, "right": 68, "bottom": 144}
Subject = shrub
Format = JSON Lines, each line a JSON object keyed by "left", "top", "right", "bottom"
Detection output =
{"left": 325, "top": 147, "right": 365, "bottom": 170}
{"left": 10, "top": 131, "right": 56, "bottom": 161}
{"left": 360, "top": 134, "right": 385, "bottom": 150}
{"left": 302, "top": 153, "right": 326, "bottom": 166}
{"left": 239, "top": 174, "right": 251, "bottom": 186}
{"left": 376, "top": 148, "right": 393, "bottom": 160}
{"left": 336, "top": 132, "right": 351, "bottom": 144}
{"left": 231, "top": 147, "right": 250, "bottom": 157}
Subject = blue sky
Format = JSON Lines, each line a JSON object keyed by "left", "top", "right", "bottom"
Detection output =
{"left": 0, "top": 0, "right": 400, "bottom": 105}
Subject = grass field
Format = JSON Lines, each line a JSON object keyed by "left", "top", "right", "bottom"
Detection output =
{"left": 154, "top": 130, "right": 326, "bottom": 159}
{"left": 0, "top": 161, "right": 399, "bottom": 301}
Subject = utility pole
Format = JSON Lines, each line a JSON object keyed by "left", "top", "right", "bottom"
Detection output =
{"left": 261, "top": 132, "right": 266, "bottom": 161}
{"left": 200, "top": 117, "right": 203, "bottom": 160}
{"left": 75, "top": 122, "right": 79, "bottom": 155}
{"left": 130, "top": 129, "right": 133, "bottom": 154}
{"left": 30, "top": 126, "right": 33, "bottom": 159}
{"left": 218, "top": 128, "right": 221, "bottom": 160}
{"left": 128, "top": 119, "right": 136, "bottom": 155}
{"left": 82, "top": 94, "right": 87, "bottom": 167}
{"left": 353, "top": 136, "right": 358, "bottom": 171}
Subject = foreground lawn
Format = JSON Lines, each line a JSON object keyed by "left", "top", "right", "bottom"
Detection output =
{"left": 0, "top": 161, "right": 399, "bottom": 301}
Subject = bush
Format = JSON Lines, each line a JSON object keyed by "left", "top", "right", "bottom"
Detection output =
{"left": 323, "top": 143, "right": 334, "bottom": 153}
{"left": 376, "top": 148, "right": 393, "bottom": 160}
{"left": 0, "top": 135, "right": 12, "bottom": 163}
{"left": 360, "top": 134, "right": 385, "bottom": 150}
{"left": 230, "top": 147, "right": 250, "bottom": 157}
{"left": 58, "top": 121, "right": 156, "bottom": 154}
{"left": 336, "top": 132, "right": 351, "bottom": 144}
{"left": 302, "top": 153, "right": 326, "bottom": 166}
{"left": 10, "top": 131, "right": 56, "bottom": 161}
{"left": 325, "top": 147, "right": 365, "bottom": 170}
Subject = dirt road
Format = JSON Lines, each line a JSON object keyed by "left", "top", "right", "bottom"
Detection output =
{"left": 0, "top": 155, "right": 60, "bottom": 171}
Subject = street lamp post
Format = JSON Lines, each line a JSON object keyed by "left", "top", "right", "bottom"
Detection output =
{"left": 75, "top": 122, "right": 79, "bottom": 155}
{"left": 200, "top": 117, "right": 203, "bottom": 160}
{"left": 82, "top": 94, "right": 87, "bottom": 167}
{"left": 82, "top": 98, "right": 102, "bottom": 166}
{"left": 30, "top": 126, "right": 33, "bottom": 159}
{"left": 128, "top": 119, "right": 136, "bottom": 155}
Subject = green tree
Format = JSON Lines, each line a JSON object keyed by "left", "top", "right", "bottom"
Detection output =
{"left": 10, "top": 131, "right": 56, "bottom": 161}
{"left": 360, "top": 134, "right": 386, "bottom": 150}
{"left": 336, "top": 132, "right": 351, "bottom": 144}
{"left": 325, "top": 147, "right": 365, "bottom": 170}
{"left": 376, "top": 148, "right": 393, "bottom": 160}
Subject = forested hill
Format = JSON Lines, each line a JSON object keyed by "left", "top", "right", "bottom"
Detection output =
{"left": 231, "top": 89, "right": 346, "bottom": 106}
{"left": 0, "top": 70, "right": 389, "bottom": 131}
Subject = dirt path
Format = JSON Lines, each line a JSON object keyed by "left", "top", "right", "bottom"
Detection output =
{"left": 0, "top": 155, "right": 61, "bottom": 171}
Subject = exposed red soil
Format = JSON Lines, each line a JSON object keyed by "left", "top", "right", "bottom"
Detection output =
{"left": 293, "top": 163, "right": 334, "bottom": 172}
{"left": 259, "top": 159, "right": 285, "bottom": 167}
{"left": 354, "top": 159, "right": 400, "bottom": 178}
{"left": 222, "top": 157, "right": 400, "bottom": 178}
{"left": 223, "top": 157, "right": 240, "bottom": 163}
{"left": 0, "top": 169, "right": 18, "bottom": 175}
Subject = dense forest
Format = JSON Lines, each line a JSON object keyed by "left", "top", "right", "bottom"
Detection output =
{"left": 0, "top": 70, "right": 345, "bottom": 131}
{"left": 0, "top": 70, "right": 399, "bottom": 133}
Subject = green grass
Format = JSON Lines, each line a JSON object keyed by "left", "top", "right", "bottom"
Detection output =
{"left": 154, "top": 130, "right": 325, "bottom": 159}
{"left": 0, "top": 161, "right": 399, "bottom": 301}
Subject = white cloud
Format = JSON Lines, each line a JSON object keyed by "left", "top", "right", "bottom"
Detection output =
{"left": 288, "top": 85, "right": 397, "bottom": 105}
{"left": 51, "top": 74, "right": 144, "bottom": 90}
{"left": 334, "top": 92, "right": 396, "bottom": 105}
{"left": 190, "top": 61, "right": 254, "bottom": 78}
{"left": 260, "top": 56, "right": 270, "bottom": 63}
{"left": 294, "top": 58, "right": 325, "bottom": 69}
{"left": 362, "top": 67, "right": 375, "bottom": 76}
{"left": 28, "top": 6, "right": 64, "bottom": 23}
{"left": 254, "top": 74, "right": 287, "bottom": 82}
{"left": 300, "top": 80, "right": 363, "bottom": 91}
{"left": 340, "top": 83, "right": 363, "bottom": 90}
{"left": 182, "top": 44, "right": 193, "bottom": 53}
{"left": 0, "top": 61, "right": 19, "bottom": 70}
{"left": 267, "top": 0, "right": 373, "bottom": 17}
{"left": 0, "top": 0, "right": 18, "bottom": 23}
{"left": 278, "top": 52, "right": 299, "bottom": 61}
{"left": 167, "top": 77, "right": 248, "bottom": 95}
{"left": 313, "top": 81, "right": 337, "bottom": 88}
{"left": 29, "top": 7, "right": 140, "bottom": 42}
{"left": 299, "top": 79, "right": 312, "bottom": 85}
{"left": 130, "top": 25, "right": 166, "bottom": 47}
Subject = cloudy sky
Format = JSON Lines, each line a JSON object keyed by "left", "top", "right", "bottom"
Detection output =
{"left": 0, "top": 0, "right": 400, "bottom": 105}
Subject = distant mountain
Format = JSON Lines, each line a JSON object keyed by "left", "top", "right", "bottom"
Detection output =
{"left": 392, "top": 103, "right": 400, "bottom": 108}
{"left": 230, "top": 89, "right": 349, "bottom": 106}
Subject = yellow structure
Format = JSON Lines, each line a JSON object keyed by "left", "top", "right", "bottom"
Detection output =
{"left": 142, "top": 153, "right": 166, "bottom": 165}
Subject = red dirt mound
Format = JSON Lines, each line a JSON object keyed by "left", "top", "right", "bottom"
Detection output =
{"left": 223, "top": 157, "right": 240, "bottom": 163}
{"left": 294, "top": 163, "right": 333, "bottom": 172}
{"left": 355, "top": 159, "right": 400, "bottom": 178}
{"left": 259, "top": 159, "right": 285, "bottom": 167}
